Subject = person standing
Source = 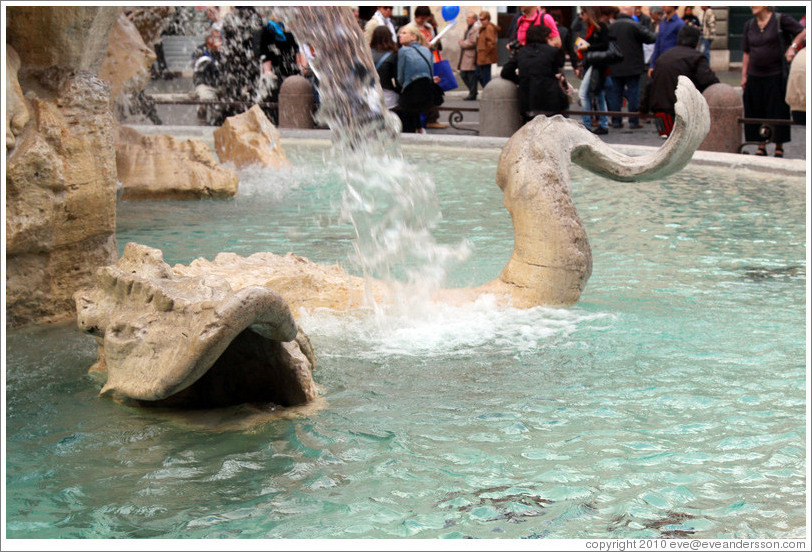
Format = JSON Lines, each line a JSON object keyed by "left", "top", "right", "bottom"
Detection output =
{"left": 218, "top": 7, "right": 264, "bottom": 121}
{"left": 254, "top": 17, "right": 302, "bottom": 98}
{"left": 741, "top": 6, "right": 805, "bottom": 157}
{"left": 192, "top": 28, "right": 222, "bottom": 125}
{"left": 370, "top": 25, "right": 400, "bottom": 112}
{"left": 550, "top": 8, "right": 579, "bottom": 72}
{"left": 633, "top": 6, "right": 652, "bottom": 29}
{"left": 364, "top": 6, "right": 397, "bottom": 44}
{"left": 682, "top": 7, "right": 700, "bottom": 27}
{"left": 475, "top": 11, "right": 498, "bottom": 88}
{"left": 698, "top": 6, "right": 716, "bottom": 61}
{"left": 784, "top": 28, "right": 806, "bottom": 124}
{"left": 648, "top": 6, "right": 685, "bottom": 77}
{"left": 395, "top": 26, "right": 436, "bottom": 133}
{"left": 575, "top": 6, "right": 611, "bottom": 135}
{"left": 500, "top": 24, "right": 568, "bottom": 123}
{"left": 640, "top": 25, "right": 719, "bottom": 138}
{"left": 507, "top": 6, "right": 562, "bottom": 51}
{"left": 458, "top": 12, "right": 480, "bottom": 101}
{"left": 408, "top": 6, "right": 446, "bottom": 129}
{"left": 606, "top": 6, "right": 657, "bottom": 129}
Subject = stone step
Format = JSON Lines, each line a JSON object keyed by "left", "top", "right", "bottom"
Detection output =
{"left": 160, "top": 35, "right": 203, "bottom": 72}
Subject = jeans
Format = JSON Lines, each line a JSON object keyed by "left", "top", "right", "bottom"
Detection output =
{"left": 579, "top": 66, "right": 608, "bottom": 130}
{"left": 476, "top": 64, "right": 492, "bottom": 88}
{"left": 700, "top": 38, "right": 712, "bottom": 61}
{"left": 605, "top": 74, "right": 641, "bottom": 126}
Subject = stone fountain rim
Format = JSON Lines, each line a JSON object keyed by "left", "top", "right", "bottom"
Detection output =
{"left": 127, "top": 125, "right": 807, "bottom": 179}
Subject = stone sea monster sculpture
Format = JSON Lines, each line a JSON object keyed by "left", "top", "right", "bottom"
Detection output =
{"left": 75, "top": 243, "right": 318, "bottom": 409}
{"left": 471, "top": 75, "right": 710, "bottom": 307}
{"left": 75, "top": 77, "right": 708, "bottom": 411}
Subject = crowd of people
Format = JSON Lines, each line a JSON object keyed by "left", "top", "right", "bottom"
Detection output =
{"left": 181, "top": 6, "right": 806, "bottom": 149}
{"left": 366, "top": 6, "right": 500, "bottom": 132}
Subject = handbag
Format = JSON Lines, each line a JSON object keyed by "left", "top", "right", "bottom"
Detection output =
{"left": 415, "top": 48, "right": 446, "bottom": 106}
{"left": 585, "top": 41, "right": 624, "bottom": 67}
{"left": 398, "top": 77, "right": 442, "bottom": 112}
{"left": 433, "top": 59, "right": 458, "bottom": 91}
{"left": 605, "top": 41, "right": 624, "bottom": 65}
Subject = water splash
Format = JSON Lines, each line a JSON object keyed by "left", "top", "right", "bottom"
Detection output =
{"left": 284, "top": 7, "right": 470, "bottom": 317}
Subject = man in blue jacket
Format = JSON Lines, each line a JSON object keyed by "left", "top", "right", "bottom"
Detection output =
{"left": 648, "top": 6, "right": 685, "bottom": 77}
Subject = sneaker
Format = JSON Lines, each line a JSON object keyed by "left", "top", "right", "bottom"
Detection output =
{"left": 611, "top": 123, "right": 624, "bottom": 129}
{"left": 591, "top": 126, "right": 608, "bottom": 135}
{"left": 426, "top": 122, "right": 448, "bottom": 129}
{"left": 630, "top": 123, "right": 645, "bottom": 129}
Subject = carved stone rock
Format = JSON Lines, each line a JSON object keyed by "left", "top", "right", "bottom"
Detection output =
{"left": 175, "top": 251, "right": 387, "bottom": 315}
{"left": 6, "top": 6, "right": 119, "bottom": 74}
{"left": 75, "top": 243, "right": 319, "bottom": 409}
{"left": 5, "top": 46, "right": 29, "bottom": 150}
{"left": 116, "top": 125, "right": 239, "bottom": 200}
{"left": 6, "top": 7, "right": 120, "bottom": 327}
{"left": 474, "top": 76, "right": 710, "bottom": 307}
{"left": 213, "top": 104, "right": 291, "bottom": 170}
{"left": 99, "top": 10, "right": 156, "bottom": 101}
{"left": 124, "top": 6, "right": 176, "bottom": 48}
{"left": 6, "top": 69, "right": 118, "bottom": 327}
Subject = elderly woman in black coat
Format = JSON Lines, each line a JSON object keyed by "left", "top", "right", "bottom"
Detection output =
{"left": 501, "top": 24, "right": 569, "bottom": 123}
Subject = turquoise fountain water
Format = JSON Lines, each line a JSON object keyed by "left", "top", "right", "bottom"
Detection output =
{"left": 4, "top": 5, "right": 805, "bottom": 541}
{"left": 6, "top": 141, "right": 806, "bottom": 538}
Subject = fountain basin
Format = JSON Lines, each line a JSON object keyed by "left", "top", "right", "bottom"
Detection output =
{"left": 5, "top": 133, "right": 806, "bottom": 539}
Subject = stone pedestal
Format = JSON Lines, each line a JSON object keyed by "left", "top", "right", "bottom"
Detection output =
{"left": 479, "top": 77, "right": 523, "bottom": 137}
{"left": 278, "top": 75, "right": 314, "bottom": 129}
{"left": 699, "top": 83, "right": 742, "bottom": 153}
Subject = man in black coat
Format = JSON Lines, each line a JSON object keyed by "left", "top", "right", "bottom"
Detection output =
{"left": 640, "top": 24, "right": 719, "bottom": 137}
{"left": 606, "top": 6, "right": 657, "bottom": 129}
{"left": 500, "top": 25, "right": 568, "bottom": 123}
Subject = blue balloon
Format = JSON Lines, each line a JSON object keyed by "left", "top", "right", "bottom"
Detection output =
{"left": 441, "top": 6, "right": 460, "bottom": 21}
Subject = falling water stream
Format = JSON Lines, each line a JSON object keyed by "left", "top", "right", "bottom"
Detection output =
{"left": 285, "top": 7, "right": 470, "bottom": 315}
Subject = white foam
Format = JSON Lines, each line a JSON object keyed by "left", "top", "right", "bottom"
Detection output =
{"left": 299, "top": 296, "right": 616, "bottom": 359}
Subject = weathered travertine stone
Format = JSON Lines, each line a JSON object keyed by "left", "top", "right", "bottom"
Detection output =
{"left": 5, "top": 46, "right": 29, "bottom": 150}
{"left": 116, "top": 125, "right": 239, "bottom": 199}
{"left": 75, "top": 243, "right": 318, "bottom": 408}
{"left": 473, "top": 76, "right": 710, "bottom": 307}
{"left": 6, "top": 7, "right": 119, "bottom": 327}
{"left": 124, "top": 6, "right": 176, "bottom": 48}
{"left": 176, "top": 251, "right": 387, "bottom": 315}
{"left": 6, "top": 69, "right": 118, "bottom": 327}
{"left": 99, "top": 10, "right": 156, "bottom": 101}
{"left": 6, "top": 6, "right": 119, "bottom": 74}
{"left": 213, "top": 105, "right": 291, "bottom": 170}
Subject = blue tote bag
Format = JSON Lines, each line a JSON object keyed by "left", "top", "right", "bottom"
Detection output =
{"left": 433, "top": 59, "right": 458, "bottom": 91}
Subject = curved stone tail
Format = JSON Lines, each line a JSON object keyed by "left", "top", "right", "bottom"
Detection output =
{"left": 571, "top": 76, "right": 711, "bottom": 182}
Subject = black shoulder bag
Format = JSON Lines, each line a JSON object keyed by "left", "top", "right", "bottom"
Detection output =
{"left": 415, "top": 48, "right": 445, "bottom": 106}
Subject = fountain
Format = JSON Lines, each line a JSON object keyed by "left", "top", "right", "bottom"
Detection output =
{"left": 66, "top": 6, "right": 709, "bottom": 409}
{"left": 4, "top": 5, "right": 806, "bottom": 540}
